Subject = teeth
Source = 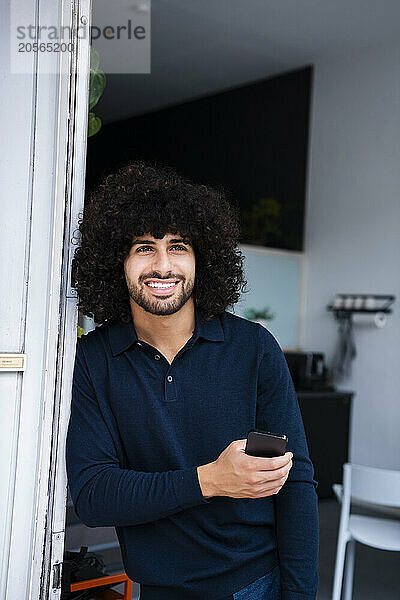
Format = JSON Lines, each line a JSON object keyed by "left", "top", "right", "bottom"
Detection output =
{"left": 147, "top": 282, "right": 177, "bottom": 289}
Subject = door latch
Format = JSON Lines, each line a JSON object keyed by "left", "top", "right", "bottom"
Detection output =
{"left": 52, "top": 562, "right": 62, "bottom": 590}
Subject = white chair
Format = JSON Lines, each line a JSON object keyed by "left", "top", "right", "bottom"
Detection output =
{"left": 332, "top": 462, "right": 400, "bottom": 600}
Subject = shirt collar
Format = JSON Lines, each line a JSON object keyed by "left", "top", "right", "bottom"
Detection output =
{"left": 108, "top": 305, "right": 224, "bottom": 357}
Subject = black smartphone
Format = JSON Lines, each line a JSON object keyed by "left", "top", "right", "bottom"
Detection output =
{"left": 245, "top": 429, "right": 288, "bottom": 458}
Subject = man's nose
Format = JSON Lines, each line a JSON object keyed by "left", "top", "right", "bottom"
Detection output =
{"left": 151, "top": 249, "right": 172, "bottom": 273}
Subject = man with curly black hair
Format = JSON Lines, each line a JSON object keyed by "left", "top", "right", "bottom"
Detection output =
{"left": 66, "top": 162, "right": 319, "bottom": 600}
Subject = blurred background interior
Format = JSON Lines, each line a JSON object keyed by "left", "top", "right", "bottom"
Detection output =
{"left": 65, "top": 2, "right": 400, "bottom": 599}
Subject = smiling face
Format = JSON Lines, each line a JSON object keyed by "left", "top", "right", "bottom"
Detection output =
{"left": 123, "top": 232, "right": 196, "bottom": 316}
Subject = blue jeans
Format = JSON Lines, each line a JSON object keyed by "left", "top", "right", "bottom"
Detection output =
{"left": 231, "top": 565, "right": 281, "bottom": 599}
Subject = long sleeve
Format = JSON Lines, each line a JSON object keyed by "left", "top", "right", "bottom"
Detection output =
{"left": 66, "top": 339, "right": 210, "bottom": 528}
{"left": 256, "top": 330, "right": 319, "bottom": 599}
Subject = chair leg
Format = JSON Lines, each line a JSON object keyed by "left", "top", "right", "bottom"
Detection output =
{"left": 124, "top": 578, "right": 133, "bottom": 600}
{"left": 343, "top": 540, "right": 355, "bottom": 600}
{"left": 332, "top": 533, "right": 348, "bottom": 600}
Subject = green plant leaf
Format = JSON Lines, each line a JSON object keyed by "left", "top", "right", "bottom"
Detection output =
{"left": 88, "top": 47, "right": 106, "bottom": 137}
{"left": 88, "top": 112, "right": 102, "bottom": 137}
{"left": 244, "top": 306, "right": 275, "bottom": 321}
{"left": 90, "top": 47, "right": 100, "bottom": 71}
{"left": 89, "top": 70, "right": 106, "bottom": 111}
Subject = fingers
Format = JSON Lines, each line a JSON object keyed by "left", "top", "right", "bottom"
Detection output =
{"left": 250, "top": 451, "right": 293, "bottom": 471}
{"left": 247, "top": 470, "right": 290, "bottom": 498}
{"left": 250, "top": 465, "right": 292, "bottom": 497}
{"left": 242, "top": 457, "right": 292, "bottom": 490}
{"left": 220, "top": 442, "right": 294, "bottom": 499}
{"left": 235, "top": 439, "right": 248, "bottom": 451}
{"left": 254, "top": 460, "right": 292, "bottom": 487}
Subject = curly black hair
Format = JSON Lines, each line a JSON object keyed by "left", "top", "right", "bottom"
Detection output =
{"left": 71, "top": 161, "right": 247, "bottom": 324}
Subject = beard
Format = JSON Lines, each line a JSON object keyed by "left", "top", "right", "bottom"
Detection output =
{"left": 126, "top": 274, "right": 195, "bottom": 316}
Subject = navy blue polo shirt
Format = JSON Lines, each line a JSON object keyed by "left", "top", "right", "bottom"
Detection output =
{"left": 66, "top": 307, "right": 319, "bottom": 600}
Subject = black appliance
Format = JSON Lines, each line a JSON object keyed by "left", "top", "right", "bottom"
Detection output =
{"left": 284, "top": 351, "right": 334, "bottom": 392}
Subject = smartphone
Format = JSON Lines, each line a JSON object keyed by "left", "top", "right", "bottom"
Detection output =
{"left": 245, "top": 429, "right": 288, "bottom": 458}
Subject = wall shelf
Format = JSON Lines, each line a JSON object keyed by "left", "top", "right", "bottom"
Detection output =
{"left": 327, "top": 307, "right": 393, "bottom": 314}
{"left": 327, "top": 294, "right": 394, "bottom": 324}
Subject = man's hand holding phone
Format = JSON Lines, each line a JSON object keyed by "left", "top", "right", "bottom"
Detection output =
{"left": 197, "top": 436, "right": 293, "bottom": 499}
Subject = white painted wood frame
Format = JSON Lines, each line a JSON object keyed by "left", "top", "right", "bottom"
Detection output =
{"left": 0, "top": 0, "right": 91, "bottom": 598}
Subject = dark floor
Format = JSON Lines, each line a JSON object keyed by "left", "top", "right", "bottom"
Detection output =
{"left": 65, "top": 498, "right": 399, "bottom": 599}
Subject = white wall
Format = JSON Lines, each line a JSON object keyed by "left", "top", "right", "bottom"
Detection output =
{"left": 303, "top": 42, "right": 400, "bottom": 469}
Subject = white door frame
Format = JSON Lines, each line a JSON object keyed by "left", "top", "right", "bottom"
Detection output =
{"left": 0, "top": 0, "right": 91, "bottom": 598}
{"left": 36, "top": 0, "right": 93, "bottom": 598}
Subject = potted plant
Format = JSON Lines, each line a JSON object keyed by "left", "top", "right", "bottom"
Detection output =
{"left": 244, "top": 306, "right": 275, "bottom": 329}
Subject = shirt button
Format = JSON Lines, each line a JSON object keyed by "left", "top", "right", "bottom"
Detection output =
{"left": 154, "top": 354, "right": 161, "bottom": 360}
{"left": 167, "top": 375, "right": 173, "bottom": 382}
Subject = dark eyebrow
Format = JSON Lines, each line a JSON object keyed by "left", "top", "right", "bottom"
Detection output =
{"left": 131, "top": 238, "right": 191, "bottom": 246}
{"left": 131, "top": 239, "right": 157, "bottom": 246}
{"left": 169, "top": 238, "right": 191, "bottom": 245}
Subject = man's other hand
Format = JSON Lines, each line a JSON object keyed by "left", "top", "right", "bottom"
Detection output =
{"left": 197, "top": 439, "right": 293, "bottom": 499}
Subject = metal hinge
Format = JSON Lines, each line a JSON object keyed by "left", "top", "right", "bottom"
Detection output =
{"left": 52, "top": 562, "right": 62, "bottom": 590}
